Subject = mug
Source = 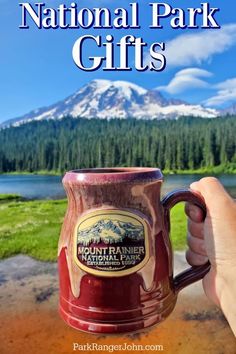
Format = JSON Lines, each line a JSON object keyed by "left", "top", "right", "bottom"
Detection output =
{"left": 58, "top": 167, "right": 210, "bottom": 334}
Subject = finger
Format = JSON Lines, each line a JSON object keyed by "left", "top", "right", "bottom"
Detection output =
{"left": 191, "top": 177, "right": 227, "bottom": 197}
{"left": 185, "top": 203, "right": 204, "bottom": 222}
{"left": 190, "top": 177, "right": 234, "bottom": 213}
{"left": 188, "top": 219, "right": 204, "bottom": 239}
{"left": 187, "top": 232, "right": 207, "bottom": 256}
{"left": 186, "top": 248, "right": 209, "bottom": 266}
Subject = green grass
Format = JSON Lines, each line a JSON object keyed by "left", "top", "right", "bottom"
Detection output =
{"left": 1, "top": 164, "right": 236, "bottom": 176}
{"left": 0, "top": 198, "right": 66, "bottom": 261}
{"left": 1, "top": 170, "right": 62, "bottom": 176}
{"left": 0, "top": 198, "right": 187, "bottom": 261}
{"left": 163, "top": 164, "right": 236, "bottom": 175}
{"left": 170, "top": 203, "right": 187, "bottom": 249}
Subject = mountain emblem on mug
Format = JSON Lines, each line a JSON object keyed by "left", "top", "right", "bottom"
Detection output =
{"left": 77, "top": 219, "right": 144, "bottom": 246}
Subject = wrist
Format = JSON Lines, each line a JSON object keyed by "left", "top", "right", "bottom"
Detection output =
{"left": 218, "top": 267, "right": 236, "bottom": 336}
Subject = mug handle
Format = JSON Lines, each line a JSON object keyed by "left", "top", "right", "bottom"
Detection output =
{"left": 161, "top": 189, "right": 211, "bottom": 293}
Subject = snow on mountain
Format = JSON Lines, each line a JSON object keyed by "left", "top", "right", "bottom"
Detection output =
{"left": 77, "top": 219, "right": 144, "bottom": 246}
{"left": 1, "top": 79, "right": 219, "bottom": 127}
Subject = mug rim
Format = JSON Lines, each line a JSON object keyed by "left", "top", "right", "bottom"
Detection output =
{"left": 63, "top": 167, "right": 163, "bottom": 184}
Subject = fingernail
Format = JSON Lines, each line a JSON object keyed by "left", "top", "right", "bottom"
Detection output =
{"left": 190, "top": 182, "right": 198, "bottom": 190}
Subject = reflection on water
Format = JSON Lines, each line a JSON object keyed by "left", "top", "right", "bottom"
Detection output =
{"left": 0, "top": 175, "right": 64, "bottom": 199}
{"left": 0, "top": 173, "right": 235, "bottom": 199}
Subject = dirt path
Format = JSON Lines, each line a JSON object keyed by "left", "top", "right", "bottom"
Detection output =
{"left": 0, "top": 253, "right": 235, "bottom": 354}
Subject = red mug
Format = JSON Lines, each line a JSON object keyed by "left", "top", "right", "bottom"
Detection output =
{"left": 58, "top": 168, "right": 210, "bottom": 334}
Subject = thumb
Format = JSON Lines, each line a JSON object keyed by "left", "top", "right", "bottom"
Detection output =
{"left": 190, "top": 177, "right": 234, "bottom": 218}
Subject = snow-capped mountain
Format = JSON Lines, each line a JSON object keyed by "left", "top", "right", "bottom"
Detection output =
{"left": 77, "top": 219, "right": 144, "bottom": 246}
{"left": 1, "top": 80, "right": 219, "bottom": 127}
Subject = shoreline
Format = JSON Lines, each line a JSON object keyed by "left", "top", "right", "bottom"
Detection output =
{"left": 1, "top": 168, "right": 236, "bottom": 176}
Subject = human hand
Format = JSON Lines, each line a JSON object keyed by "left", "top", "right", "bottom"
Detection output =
{"left": 185, "top": 177, "right": 236, "bottom": 336}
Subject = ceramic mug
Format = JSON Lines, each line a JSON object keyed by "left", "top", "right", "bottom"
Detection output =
{"left": 58, "top": 168, "right": 210, "bottom": 334}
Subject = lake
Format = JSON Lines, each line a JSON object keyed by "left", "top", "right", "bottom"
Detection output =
{"left": 0, "top": 173, "right": 235, "bottom": 199}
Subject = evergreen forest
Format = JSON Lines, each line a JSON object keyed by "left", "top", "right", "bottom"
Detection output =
{"left": 0, "top": 116, "right": 235, "bottom": 173}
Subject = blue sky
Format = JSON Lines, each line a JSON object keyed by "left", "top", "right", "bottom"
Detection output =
{"left": 0, "top": 0, "right": 236, "bottom": 122}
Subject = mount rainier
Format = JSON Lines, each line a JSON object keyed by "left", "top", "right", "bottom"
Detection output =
{"left": 2, "top": 79, "right": 219, "bottom": 127}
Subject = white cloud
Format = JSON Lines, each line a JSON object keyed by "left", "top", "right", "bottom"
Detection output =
{"left": 156, "top": 67, "right": 236, "bottom": 107}
{"left": 216, "top": 78, "right": 236, "bottom": 90}
{"left": 204, "top": 78, "right": 236, "bottom": 106}
{"left": 162, "top": 23, "right": 236, "bottom": 67}
{"left": 157, "top": 68, "right": 212, "bottom": 94}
